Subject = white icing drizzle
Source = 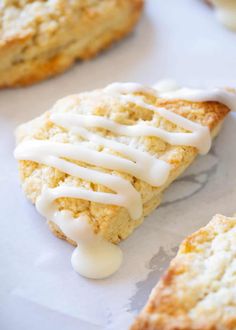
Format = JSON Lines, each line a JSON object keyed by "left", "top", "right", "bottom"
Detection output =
{"left": 14, "top": 139, "right": 142, "bottom": 220}
{"left": 107, "top": 81, "right": 236, "bottom": 112}
{"left": 51, "top": 109, "right": 210, "bottom": 154}
{"left": 158, "top": 87, "right": 236, "bottom": 112}
{"left": 14, "top": 82, "right": 235, "bottom": 279}
{"left": 211, "top": 0, "right": 236, "bottom": 31}
{"left": 153, "top": 79, "right": 180, "bottom": 93}
{"left": 51, "top": 113, "right": 171, "bottom": 186}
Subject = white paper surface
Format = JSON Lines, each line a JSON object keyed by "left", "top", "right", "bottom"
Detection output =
{"left": 1, "top": 1, "right": 236, "bottom": 329}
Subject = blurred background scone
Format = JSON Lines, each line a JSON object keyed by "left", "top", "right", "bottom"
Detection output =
{"left": 0, "top": 0, "right": 144, "bottom": 87}
{"left": 205, "top": 0, "right": 236, "bottom": 31}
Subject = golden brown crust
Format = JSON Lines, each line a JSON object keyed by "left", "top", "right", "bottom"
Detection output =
{"left": 131, "top": 214, "right": 236, "bottom": 330}
{"left": 0, "top": 0, "right": 143, "bottom": 87}
{"left": 15, "top": 86, "right": 230, "bottom": 245}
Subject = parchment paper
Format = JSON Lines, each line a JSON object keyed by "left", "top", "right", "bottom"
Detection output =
{"left": 1, "top": 1, "right": 236, "bottom": 329}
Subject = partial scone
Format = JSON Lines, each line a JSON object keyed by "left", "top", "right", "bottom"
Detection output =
{"left": 14, "top": 82, "right": 235, "bottom": 278}
{"left": 0, "top": 0, "right": 143, "bottom": 87}
{"left": 131, "top": 214, "right": 236, "bottom": 330}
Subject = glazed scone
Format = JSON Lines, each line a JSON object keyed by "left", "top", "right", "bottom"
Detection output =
{"left": 0, "top": 0, "right": 143, "bottom": 87}
{"left": 14, "top": 82, "right": 235, "bottom": 278}
{"left": 205, "top": 0, "right": 236, "bottom": 31}
{"left": 131, "top": 214, "right": 236, "bottom": 330}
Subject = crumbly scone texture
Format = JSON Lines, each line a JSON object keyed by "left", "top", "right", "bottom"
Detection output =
{"left": 0, "top": 0, "right": 143, "bottom": 87}
{"left": 131, "top": 214, "right": 236, "bottom": 330}
{"left": 15, "top": 88, "right": 230, "bottom": 245}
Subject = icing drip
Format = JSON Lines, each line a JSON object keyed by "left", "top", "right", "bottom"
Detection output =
{"left": 211, "top": 0, "right": 236, "bottom": 31}
{"left": 14, "top": 82, "right": 235, "bottom": 279}
{"left": 36, "top": 190, "right": 122, "bottom": 279}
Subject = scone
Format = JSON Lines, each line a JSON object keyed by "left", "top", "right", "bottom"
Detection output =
{"left": 205, "top": 0, "right": 236, "bottom": 31}
{"left": 14, "top": 82, "right": 235, "bottom": 279}
{"left": 0, "top": 0, "right": 143, "bottom": 87}
{"left": 131, "top": 214, "right": 236, "bottom": 330}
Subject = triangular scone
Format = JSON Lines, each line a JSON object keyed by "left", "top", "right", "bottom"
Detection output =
{"left": 14, "top": 83, "right": 235, "bottom": 278}
{"left": 14, "top": 83, "right": 232, "bottom": 246}
{"left": 0, "top": 0, "right": 143, "bottom": 87}
{"left": 131, "top": 214, "right": 236, "bottom": 330}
